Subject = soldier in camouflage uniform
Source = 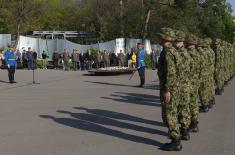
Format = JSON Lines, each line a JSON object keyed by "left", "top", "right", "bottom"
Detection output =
{"left": 229, "top": 44, "right": 233, "bottom": 80}
{"left": 204, "top": 38, "right": 216, "bottom": 109}
{"left": 224, "top": 42, "right": 230, "bottom": 86}
{"left": 197, "top": 39, "right": 210, "bottom": 113}
{"left": 221, "top": 41, "right": 227, "bottom": 89}
{"left": 174, "top": 30, "right": 191, "bottom": 140}
{"left": 157, "top": 28, "right": 174, "bottom": 127}
{"left": 186, "top": 34, "right": 200, "bottom": 132}
{"left": 220, "top": 41, "right": 226, "bottom": 93}
{"left": 231, "top": 44, "right": 235, "bottom": 79}
{"left": 213, "top": 39, "right": 224, "bottom": 95}
{"left": 158, "top": 28, "right": 190, "bottom": 151}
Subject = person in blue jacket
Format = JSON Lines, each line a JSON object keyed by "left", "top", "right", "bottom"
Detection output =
{"left": 4, "top": 45, "right": 17, "bottom": 83}
{"left": 136, "top": 42, "right": 146, "bottom": 87}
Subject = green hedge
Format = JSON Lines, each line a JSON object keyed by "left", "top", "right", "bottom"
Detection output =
{"left": 145, "top": 54, "right": 151, "bottom": 69}
{"left": 36, "top": 59, "right": 73, "bottom": 69}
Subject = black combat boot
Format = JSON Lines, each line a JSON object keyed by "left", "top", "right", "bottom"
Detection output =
{"left": 217, "top": 89, "right": 223, "bottom": 95}
{"left": 141, "top": 78, "right": 145, "bottom": 87}
{"left": 221, "top": 87, "right": 224, "bottom": 94}
{"left": 137, "top": 78, "right": 145, "bottom": 88}
{"left": 212, "top": 97, "right": 215, "bottom": 105}
{"left": 199, "top": 104, "right": 209, "bottom": 113}
{"left": 224, "top": 81, "right": 228, "bottom": 87}
{"left": 180, "top": 128, "right": 190, "bottom": 141}
{"left": 161, "top": 138, "right": 182, "bottom": 151}
{"left": 208, "top": 100, "right": 213, "bottom": 109}
{"left": 215, "top": 88, "right": 220, "bottom": 95}
{"left": 189, "top": 121, "right": 199, "bottom": 133}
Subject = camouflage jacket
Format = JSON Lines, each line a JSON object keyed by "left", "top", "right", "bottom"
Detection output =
{"left": 188, "top": 47, "right": 201, "bottom": 80}
{"left": 158, "top": 45, "right": 180, "bottom": 93}
{"left": 198, "top": 47, "right": 208, "bottom": 80}
{"left": 177, "top": 47, "right": 191, "bottom": 92}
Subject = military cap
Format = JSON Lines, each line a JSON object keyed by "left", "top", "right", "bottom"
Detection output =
{"left": 204, "top": 38, "right": 212, "bottom": 46}
{"left": 157, "top": 27, "right": 175, "bottom": 41}
{"left": 175, "top": 30, "right": 186, "bottom": 42}
{"left": 220, "top": 41, "right": 225, "bottom": 46}
{"left": 213, "top": 38, "right": 220, "bottom": 45}
{"left": 197, "top": 38, "right": 206, "bottom": 47}
{"left": 186, "top": 34, "right": 197, "bottom": 45}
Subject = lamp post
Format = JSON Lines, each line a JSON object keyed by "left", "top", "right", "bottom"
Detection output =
{"left": 120, "top": 0, "right": 124, "bottom": 37}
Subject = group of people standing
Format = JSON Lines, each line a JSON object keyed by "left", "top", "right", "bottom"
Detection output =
{"left": 0, "top": 47, "right": 38, "bottom": 70}
{"left": 157, "top": 27, "right": 235, "bottom": 151}
{"left": 51, "top": 49, "right": 94, "bottom": 71}
{"left": 51, "top": 49, "right": 139, "bottom": 71}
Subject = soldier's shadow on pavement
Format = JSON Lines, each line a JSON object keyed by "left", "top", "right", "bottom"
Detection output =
{"left": 101, "top": 92, "right": 161, "bottom": 107}
{"left": 0, "top": 80, "right": 10, "bottom": 84}
{"left": 85, "top": 81, "right": 159, "bottom": 90}
{"left": 40, "top": 111, "right": 165, "bottom": 147}
{"left": 74, "top": 107, "right": 165, "bottom": 127}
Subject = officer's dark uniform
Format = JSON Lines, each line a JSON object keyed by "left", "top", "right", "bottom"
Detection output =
{"left": 4, "top": 48, "right": 17, "bottom": 83}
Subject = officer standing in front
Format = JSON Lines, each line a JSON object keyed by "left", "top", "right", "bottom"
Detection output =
{"left": 4, "top": 45, "right": 17, "bottom": 84}
{"left": 136, "top": 42, "right": 146, "bottom": 88}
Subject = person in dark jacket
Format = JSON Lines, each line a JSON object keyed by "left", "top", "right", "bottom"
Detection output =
{"left": 52, "top": 49, "right": 59, "bottom": 69}
{"left": 86, "top": 50, "right": 93, "bottom": 70}
{"left": 16, "top": 50, "right": 22, "bottom": 68}
{"left": 22, "top": 49, "right": 27, "bottom": 69}
{"left": 79, "top": 52, "right": 85, "bottom": 71}
{"left": 26, "top": 47, "right": 33, "bottom": 70}
{"left": 42, "top": 50, "right": 47, "bottom": 69}
{"left": 110, "top": 52, "right": 116, "bottom": 66}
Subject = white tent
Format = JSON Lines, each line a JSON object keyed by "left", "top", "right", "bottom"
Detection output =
{"left": 0, "top": 34, "right": 11, "bottom": 49}
{"left": 17, "top": 36, "right": 152, "bottom": 58}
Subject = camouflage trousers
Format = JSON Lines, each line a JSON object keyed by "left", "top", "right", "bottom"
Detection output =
{"left": 208, "top": 75, "right": 215, "bottom": 101}
{"left": 190, "top": 84, "right": 199, "bottom": 122}
{"left": 163, "top": 91, "right": 190, "bottom": 139}
{"left": 178, "top": 85, "right": 191, "bottom": 128}
{"left": 216, "top": 68, "right": 225, "bottom": 89}
{"left": 199, "top": 77, "right": 210, "bottom": 106}
{"left": 223, "top": 67, "right": 229, "bottom": 82}
{"left": 160, "top": 90, "right": 167, "bottom": 125}
{"left": 215, "top": 73, "right": 224, "bottom": 90}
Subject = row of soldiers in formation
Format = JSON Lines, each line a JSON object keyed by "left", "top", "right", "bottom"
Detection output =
{"left": 157, "top": 27, "right": 235, "bottom": 151}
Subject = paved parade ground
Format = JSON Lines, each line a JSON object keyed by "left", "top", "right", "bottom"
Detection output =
{"left": 0, "top": 69, "right": 234, "bottom": 155}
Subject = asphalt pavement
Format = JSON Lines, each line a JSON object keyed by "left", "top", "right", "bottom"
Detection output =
{"left": 0, "top": 69, "right": 234, "bottom": 155}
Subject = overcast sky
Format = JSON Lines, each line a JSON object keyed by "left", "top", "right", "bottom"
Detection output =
{"left": 227, "top": 0, "right": 235, "bottom": 16}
